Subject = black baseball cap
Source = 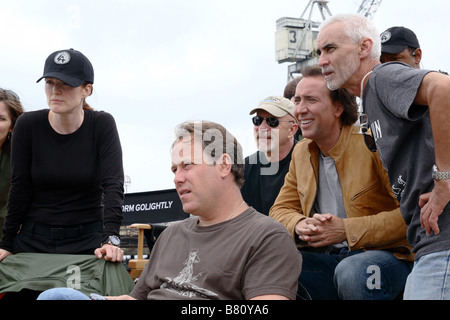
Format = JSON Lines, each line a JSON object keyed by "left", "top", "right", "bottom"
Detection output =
{"left": 36, "top": 48, "right": 94, "bottom": 87}
{"left": 380, "top": 26, "right": 420, "bottom": 54}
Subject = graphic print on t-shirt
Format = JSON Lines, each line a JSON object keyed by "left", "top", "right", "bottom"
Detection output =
{"left": 161, "top": 249, "right": 219, "bottom": 298}
{"left": 370, "top": 119, "right": 383, "bottom": 141}
{"left": 391, "top": 175, "right": 407, "bottom": 200}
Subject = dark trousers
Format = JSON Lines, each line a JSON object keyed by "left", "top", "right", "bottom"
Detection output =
{"left": 12, "top": 221, "right": 103, "bottom": 255}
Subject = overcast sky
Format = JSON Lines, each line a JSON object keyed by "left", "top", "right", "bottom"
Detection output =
{"left": 1, "top": 0, "right": 448, "bottom": 193}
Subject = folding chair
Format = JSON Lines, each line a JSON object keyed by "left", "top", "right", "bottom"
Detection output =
{"left": 121, "top": 189, "right": 189, "bottom": 280}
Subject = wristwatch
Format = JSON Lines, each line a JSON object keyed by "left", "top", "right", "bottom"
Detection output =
{"left": 102, "top": 235, "right": 120, "bottom": 247}
{"left": 432, "top": 165, "right": 450, "bottom": 180}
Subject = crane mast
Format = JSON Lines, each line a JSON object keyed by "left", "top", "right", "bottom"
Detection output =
{"left": 357, "top": 0, "right": 383, "bottom": 19}
{"left": 275, "top": 0, "right": 382, "bottom": 81}
{"left": 300, "top": 0, "right": 332, "bottom": 21}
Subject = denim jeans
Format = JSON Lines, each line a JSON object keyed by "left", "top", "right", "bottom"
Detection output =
{"left": 37, "top": 288, "right": 91, "bottom": 300}
{"left": 299, "top": 248, "right": 413, "bottom": 300}
{"left": 404, "top": 250, "right": 450, "bottom": 300}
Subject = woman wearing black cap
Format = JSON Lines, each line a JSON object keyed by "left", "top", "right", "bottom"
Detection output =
{"left": 0, "top": 49, "right": 125, "bottom": 262}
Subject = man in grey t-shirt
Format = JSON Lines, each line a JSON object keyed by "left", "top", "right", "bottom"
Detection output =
{"left": 131, "top": 121, "right": 301, "bottom": 300}
{"left": 316, "top": 13, "right": 450, "bottom": 300}
{"left": 126, "top": 121, "right": 301, "bottom": 300}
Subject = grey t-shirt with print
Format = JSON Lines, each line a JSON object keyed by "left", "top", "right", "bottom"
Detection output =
{"left": 364, "top": 62, "right": 450, "bottom": 260}
{"left": 131, "top": 207, "right": 302, "bottom": 300}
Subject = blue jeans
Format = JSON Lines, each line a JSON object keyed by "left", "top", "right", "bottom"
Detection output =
{"left": 37, "top": 288, "right": 91, "bottom": 300}
{"left": 404, "top": 250, "right": 450, "bottom": 300}
{"left": 299, "top": 248, "right": 413, "bottom": 300}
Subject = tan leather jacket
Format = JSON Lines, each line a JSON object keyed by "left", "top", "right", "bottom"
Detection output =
{"left": 269, "top": 125, "right": 413, "bottom": 261}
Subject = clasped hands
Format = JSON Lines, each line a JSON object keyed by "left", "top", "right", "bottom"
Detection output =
{"left": 295, "top": 213, "right": 346, "bottom": 248}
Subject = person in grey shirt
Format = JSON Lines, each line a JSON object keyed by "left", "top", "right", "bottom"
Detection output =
{"left": 316, "top": 13, "right": 450, "bottom": 300}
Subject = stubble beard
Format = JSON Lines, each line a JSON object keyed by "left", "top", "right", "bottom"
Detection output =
{"left": 324, "top": 57, "right": 359, "bottom": 91}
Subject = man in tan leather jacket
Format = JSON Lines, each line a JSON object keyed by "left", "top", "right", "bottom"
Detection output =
{"left": 270, "top": 66, "right": 412, "bottom": 300}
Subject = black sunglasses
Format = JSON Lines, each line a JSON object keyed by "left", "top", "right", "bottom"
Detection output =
{"left": 363, "top": 132, "right": 377, "bottom": 152}
{"left": 358, "top": 112, "right": 377, "bottom": 152}
{"left": 0, "top": 88, "right": 20, "bottom": 102}
{"left": 252, "top": 116, "right": 294, "bottom": 128}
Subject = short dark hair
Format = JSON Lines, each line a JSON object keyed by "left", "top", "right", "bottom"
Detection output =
{"left": 301, "top": 65, "right": 358, "bottom": 126}
{"left": 284, "top": 76, "right": 303, "bottom": 100}
{"left": 173, "top": 121, "right": 245, "bottom": 188}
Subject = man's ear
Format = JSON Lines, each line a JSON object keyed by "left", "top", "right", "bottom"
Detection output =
{"left": 288, "top": 122, "right": 299, "bottom": 139}
{"left": 413, "top": 48, "right": 422, "bottom": 65}
{"left": 334, "top": 102, "right": 344, "bottom": 119}
{"left": 359, "top": 38, "right": 373, "bottom": 59}
{"left": 217, "top": 154, "right": 232, "bottom": 178}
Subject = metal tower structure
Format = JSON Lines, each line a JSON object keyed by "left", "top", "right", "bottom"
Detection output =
{"left": 357, "top": 0, "right": 383, "bottom": 19}
{"left": 275, "top": 0, "right": 332, "bottom": 81}
{"left": 276, "top": 0, "right": 382, "bottom": 81}
{"left": 300, "top": 0, "right": 332, "bottom": 21}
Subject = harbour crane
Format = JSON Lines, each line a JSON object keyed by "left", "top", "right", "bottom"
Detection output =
{"left": 357, "top": 0, "right": 383, "bottom": 20}
{"left": 275, "top": 0, "right": 382, "bottom": 81}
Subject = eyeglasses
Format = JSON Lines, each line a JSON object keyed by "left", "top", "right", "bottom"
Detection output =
{"left": 358, "top": 113, "right": 377, "bottom": 152}
{"left": 0, "top": 88, "right": 20, "bottom": 102}
{"left": 358, "top": 71, "right": 377, "bottom": 152}
{"left": 363, "top": 131, "right": 377, "bottom": 152}
{"left": 252, "top": 116, "right": 294, "bottom": 128}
